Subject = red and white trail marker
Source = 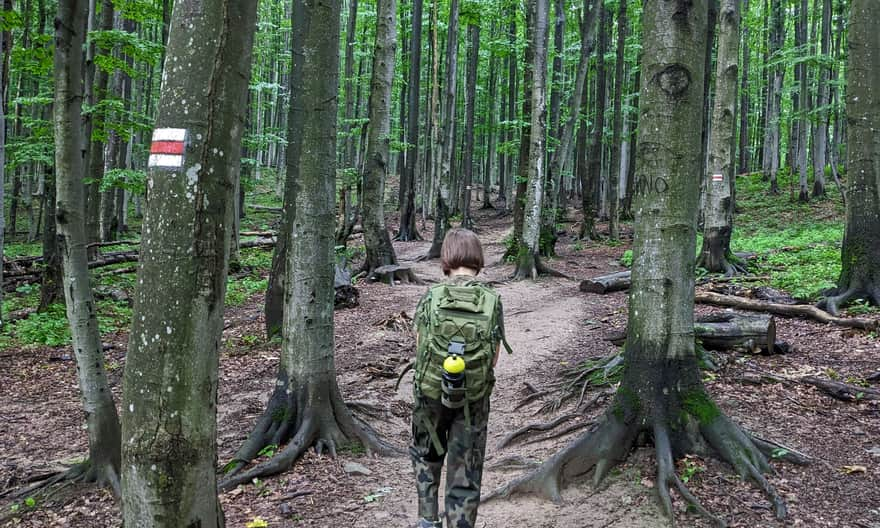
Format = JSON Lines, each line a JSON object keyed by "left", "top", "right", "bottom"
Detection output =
{"left": 148, "top": 128, "right": 187, "bottom": 168}
{"left": 712, "top": 173, "right": 724, "bottom": 183}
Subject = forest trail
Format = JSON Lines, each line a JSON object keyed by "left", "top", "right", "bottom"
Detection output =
{"left": 314, "top": 211, "right": 667, "bottom": 528}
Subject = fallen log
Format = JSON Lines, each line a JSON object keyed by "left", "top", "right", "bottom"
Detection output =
{"left": 607, "top": 312, "right": 778, "bottom": 353}
{"left": 800, "top": 376, "right": 880, "bottom": 402}
{"left": 579, "top": 271, "right": 631, "bottom": 294}
{"left": 694, "top": 291, "right": 879, "bottom": 330}
{"left": 246, "top": 204, "right": 282, "bottom": 212}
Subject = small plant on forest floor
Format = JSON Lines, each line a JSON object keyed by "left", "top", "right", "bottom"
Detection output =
{"left": 226, "top": 276, "right": 269, "bottom": 307}
{"left": 770, "top": 448, "right": 791, "bottom": 460}
{"left": 337, "top": 442, "right": 367, "bottom": 456}
{"left": 257, "top": 444, "right": 279, "bottom": 458}
{"left": 239, "top": 334, "right": 260, "bottom": 346}
{"left": 572, "top": 241, "right": 584, "bottom": 252}
{"left": 677, "top": 455, "right": 705, "bottom": 484}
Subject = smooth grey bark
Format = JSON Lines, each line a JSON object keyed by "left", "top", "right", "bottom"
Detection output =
{"left": 698, "top": 0, "right": 743, "bottom": 276}
{"left": 120, "top": 1, "right": 258, "bottom": 524}
{"left": 494, "top": 2, "right": 790, "bottom": 522}
{"left": 818, "top": 0, "right": 880, "bottom": 315}
{"left": 0, "top": 23, "right": 5, "bottom": 328}
{"left": 738, "top": 0, "right": 750, "bottom": 174}
{"left": 425, "top": 0, "right": 459, "bottom": 259}
{"left": 607, "top": 0, "right": 627, "bottom": 240}
{"left": 85, "top": 0, "right": 114, "bottom": 249}
{"left": 461, "top": 23, "right": 479, "bottom": 229}
{"left": 548, "top": 0, "right": 564, "bottom": 151}
{"left": 342, "top": 0, "right": 359, "bottom": 171}
{"left": 512, "top": 0, "right": 550, "bottom": 280}
{"left": 397, "top": 0, "right": 423, "bottom": 241}
{"left": 811, "top": 0, "right": 831, "bottom": 198}
{"left": 763, "top": 0, "right": 783, "bottom": 194}
{"left": 53, "top": 0, "right": 121, "bottom": 490}
{"left": 579, "top": 1, "right": 608, "bottom": 241}
{"left": 482, "top": 21, "right": 497, "bottom": 211}
{"left": 361, "top": 0, "right": 409, "bottom": 277}
{"left": 796, "top": 0, "right": 809, "bottom": 202}
{"left": 542, "top": 0, "right": 598, "bottom": 254}
{"left": 221, "top": 0, "right": 392, "bottom": 490}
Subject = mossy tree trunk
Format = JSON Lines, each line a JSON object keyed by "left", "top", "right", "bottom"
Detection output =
{"left": 697, "top": 0, "right": 744, "bottom": 276}
{"left": 361, "top": 0, "right": 404, "bottom": 275}
{"left": 52, "top": 0, "right": 121, "bottom": 491}
{"left": 221, "top": 0, "right": 392, "bottom": 491}
{"left": 495, "top": 2, "right": 790, "bottom": 522}
{"left": 819, "top": 0, "right": 880, "bottom": 315}
{"left": 425, "top": 0, "right": 459, "bottom": 260}
{"left": 120, "top": 0, "right": 258, "bottom": 524}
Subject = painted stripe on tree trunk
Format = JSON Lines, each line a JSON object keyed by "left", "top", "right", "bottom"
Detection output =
{"left": 150, "top": 140, "right": 185, "bottom": 155}
{"left": 148, "top": 154, "right": 184, "bottom": 168}
{"left": 152, "top": 128, "right": 187, "bottom": 142}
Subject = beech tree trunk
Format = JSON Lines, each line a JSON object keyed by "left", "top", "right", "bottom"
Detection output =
{"left": 53, "top": 0, "right": 121, "bottom": 490}
{"left": 607, "top": 0, "right": 627, "bottom": 240}
{"left": 495, "top": 3, "right": 789, "bottom": 522}
{"left": 698, "top": 0, "right": 743, "bottom": 276}
{"left": 796, "top": 0, "right": 809, "bottom": 203}
{"left": 397, "top": 0, "right": 423, "bottom": 241}
{"left": 763, "top": 0, "right": 784, "bottom": 194}
{"left": 425, "top": 0, "right": 459, "bottom": 259}
{"left": 512, "top": 0, "right": 550, "bottom": 280}
{"left": 219, "top": 0, "right": 391, "bottom": 491}
{"left": 361, "top": 0, "right": 402, "bottom": 274}
{"left": 461, "top": 23, "right": 479, "bottom": 229}
{"left": 120, "top": 1, "right": 258, "bottom": 524}
{"left": 0, "top": 22, "right": 5, "bottom": 327}
{"left": 819, "top": 0, "right": 880, "bottom": 315}
{"left": 738, "top": 0, "right": 750, "bottom": 174}
{"left": 579, "top": 1, "right": 608, "bottom": 241}
{"left": 811, "top": 0, "right": 831, "bottom": 198}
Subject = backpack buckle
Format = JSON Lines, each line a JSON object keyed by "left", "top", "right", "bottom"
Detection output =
{"left": 448, "top": 340, "right": 465, "bottom": 355}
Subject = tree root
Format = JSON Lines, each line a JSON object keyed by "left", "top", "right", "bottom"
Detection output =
{"left": 218, "top": 379, "right": 400, "bottom": 492}
{"left": 497, "top": 414, "right": 577, "bottom": 449}
{"left": 522, "top": 420, "right": 593, "bottom": 446}
{"left": 487, "top": 406, "right": 794, "bottom": 525}
{"left": 817, "top": 283, "right": 880, "bottom": 317}
{"left": 511, "top": 252, "right": 571, "bottom": 281}
{"left": 1, "top": 458, "right": 120, "bottom": 504}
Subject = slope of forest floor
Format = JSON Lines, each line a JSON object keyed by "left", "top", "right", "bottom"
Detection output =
{"left": 2, "top": 185, "right": 880, "bottom": 527}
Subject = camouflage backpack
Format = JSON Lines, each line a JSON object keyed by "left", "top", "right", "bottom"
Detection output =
{"left": 414, "top": 281, "right": 511, "bottom": 404}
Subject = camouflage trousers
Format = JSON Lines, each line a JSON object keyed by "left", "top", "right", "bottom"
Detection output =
{"left": 410, "top": 393, "right": 490, "bottom": 528}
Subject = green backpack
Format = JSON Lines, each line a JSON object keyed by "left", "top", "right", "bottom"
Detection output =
{"left": 414, "top": 281, "right": 511, "bottom": 404}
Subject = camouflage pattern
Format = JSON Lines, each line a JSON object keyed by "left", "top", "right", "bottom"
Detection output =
{"left": 410, "top": 392, "right": 491, "bottom": 528}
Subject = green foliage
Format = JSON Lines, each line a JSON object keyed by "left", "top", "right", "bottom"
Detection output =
{"left": 98, "top": 168, "right": 147, "bottom": 194}
{"left": 226, "top": 275, "right": 269, "bottom": 307}
{"left": 257, "top": 444, "right": 279, "bottom": 458}
{"left": 682, "top": 390, "right": 721, "bottom": 426}
{"left": 89, "top": 29, "right": 163, "bottom": 77}
{"left": 8, "top": 304, "right": 71, "bottom": 347}
{"left": 620, "top": 249, "right": 633, "bottom": 268}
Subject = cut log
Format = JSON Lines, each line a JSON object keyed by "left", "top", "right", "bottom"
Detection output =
{"left": 367, "top": 264, "right": 422, "bottom": 285}
{"left": 579, "top": 271, "right": 631, "bottom": 294}
{"left": 695, "top": 312, "right": 776, "bottom": 353}
{"left": 246, "top": 204, "right": 283, "bottom": 212}
{"left": 695, "top": 291, "right": 879, "bottom": 330}
{"left": 607, "top": 312, "right": 778, "bottom": 353}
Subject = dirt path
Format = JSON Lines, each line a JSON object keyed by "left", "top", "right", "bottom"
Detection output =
{"left": 315, "top": 214, "right": 665, "bottom": 528}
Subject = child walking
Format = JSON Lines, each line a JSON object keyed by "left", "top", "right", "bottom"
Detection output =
{"left": 410, "top": 228, "right": 511, "bottom": 528}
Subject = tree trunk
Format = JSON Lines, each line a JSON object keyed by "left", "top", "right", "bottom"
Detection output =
{"left": 120, "top": 1, "right": 258, "bottom": 524}
{"left": 607, "top": 0, "right": 627, "bottom": 240}
{"left": 811, "top": 0, "right": 831, "bottom": 198}
{"left": 220, "top": 0, "right": 391, "bottom": 491}
{"left": 764, "top": 0, "right": 784, "bottom": 194}
{"left": 397, "top": 0, "right": 423, "bottom": 241}
{"left": 53, "top": 0, "right": 121, "bottom": 491}
{"left": 343, "top": 0, "right": 359, "bottom": 172}
{"left": 461, "top": 23, "right": 479, "bottom": 229}
{"left": 579, "top": 1, "right": 608, "bottom": 241}
{"left": 818, "top": 0, "right": 880, "bottom": 315}
{"left": 425, "top": 0, "right": 459, "bottom": 259}
{"left": 496, "top": 2, "right": 789, "bottom": 522}
{"left": 482, "top": 21, "right": 497, "bottom": 210}
{"left": 39, "top": 164, "right": 62, "bottom": 310}
{"left": 361, "top": 0, "right": 409, "bottom": 278}
{"left": 512, "top": 0, "right": 550, "bottom": 280}
{"left": 542, "top": 0, "right": 598, "bottom": 254}
{"left": 0, "top": 20, "right": 5, "bottom": 328}
{"left": 738, "top": 0, "right": 750, "bottom": 174}
{"left": 796, "top": 0, "right": 809, "bottom": 203}
{"left": 698, "top": 0, "right": 743, "bottom": 276}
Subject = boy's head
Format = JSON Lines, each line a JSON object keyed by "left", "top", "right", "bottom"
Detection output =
{"left": 441, "top": 228, "right": 484, "bottom": 276}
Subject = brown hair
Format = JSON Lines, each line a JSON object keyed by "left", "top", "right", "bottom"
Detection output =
{"left": 440, "top": 228, "right": 484, "bottom": 276}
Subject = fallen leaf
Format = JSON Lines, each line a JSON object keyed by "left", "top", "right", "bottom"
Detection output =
{"left": 841, "top": 465, "right": 867, "bottom": 474}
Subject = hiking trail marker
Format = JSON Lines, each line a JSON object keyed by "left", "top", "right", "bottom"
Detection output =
{"left": 712, "top": 173, "right": 724, "bottom": 183}
{"left": 148, "top": 128, "right": 187, "bottom": 168}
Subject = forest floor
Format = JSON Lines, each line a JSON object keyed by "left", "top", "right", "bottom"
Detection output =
{"left": 2, "top": 197, "right": 880, "bottom": 527}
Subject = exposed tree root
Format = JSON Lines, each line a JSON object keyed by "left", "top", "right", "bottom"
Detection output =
{"left": 497, "top": 414, "right": 577, "bottom": 449}
{"left": 817, "top": 283, "right": 880, "bottom": 317}
{"left": 219, "top": 376, "right": 399, "bottom": 492}
{"left": 537, "top": 354, "right": 622, "bottom": 414}
{"left": 521, "top": 420, "right": 593, "bottom": 446}
{"left": 486, "top": 386, "right": 793, "bottom": 525}
{"left": 362, "top": 264, "right": 423, "bottom": 285}
{"left": 511, "top": 252, "right": 571, "bottom": 281}
{"left": 487, "top": 455, "right": 541, "bottom": 471}
{"left": 696, "top": 250, "right": 749, "bottom": 278}
{"left": 1, "top": 458, "right": 120, "bottom": 503}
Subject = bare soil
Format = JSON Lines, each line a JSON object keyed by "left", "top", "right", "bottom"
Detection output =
{"left": 1, "top": 207, "right": 879, "bottom": 528}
